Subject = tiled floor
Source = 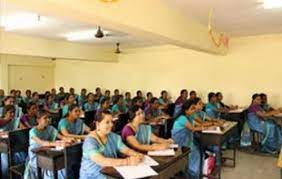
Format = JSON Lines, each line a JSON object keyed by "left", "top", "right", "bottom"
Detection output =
{"left": 221, "top": 150, "right": 279, "bottom": 179}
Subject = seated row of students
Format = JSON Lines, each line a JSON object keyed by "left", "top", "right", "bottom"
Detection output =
{"left": 172, "top": 98, "right": 224, "bottom": 179}
{"left": 6, "top": 94, "right": 280, "bottom": 179}
{"left": 246, "top": 93, "right": 282, "bottom": 153}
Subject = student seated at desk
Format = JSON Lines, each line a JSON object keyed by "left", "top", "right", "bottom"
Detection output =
{"left": 111, "top": 89, "right": 120, "bottom": 105}
{"left": 95, "top": 87, "right": 103, "bottom": 103}
{"left": 175, "top": 89, "right": 188, "bottom": 106}
{"left": 99, "top": 90, "right": 111, "bottom": 104}
{"left": 158, "top": 90, "right": 172, "bottom": 110}
{"left": 84, "top": 93, "right": 99, "bottom": 112}
{"left": 260, "top": 93, "right": 282, "bottom": 112}
{"left": 122, "top": 105, "right": 172, "bottom": 152}
{"left": 44, "top": 95, "right": 59, "bottom": 114}
{"left": 144, "top": 92, "right": 153, "bottom": 109}
{"left": 174, "top": 89, "right": 188, "bottom": 117}
{"left": 247, "top": 94, "right": 282, "bottom": 153}
{"left": 58, "top": 104, "right": 90, "bottom": 140}
{"left": 132, "top": 96, "right": 144, "bottom": 109}
{"left": 216, "top": 92, "right": 238, "bottom": 111}
{"left": 62, "top": 93, "right": 76, "bottom": 117}
{"left": 23, "top": 89, "right": 32, "bottom": 105}
{"left": 172, "top": 100, "right": 210, "bottom": 179}
{"left": 191, "top": 97, "right": 224, "bottom": 127}
{"left": 135, "top": 90, "right": 145, "bottom": 103}
{"left": 57, "top": 87, "right": 66, "bottom": 104}
{"left": 79, "top": 110, "right": 143, "bottom": 179}
{"left": 124, "top": 92, "right": 132, "bottom": 109}
{"left": 31, "top": 92, "right": 41, "bottom": 106}
{"left": 0, "top": 105, "right": 20, "bottom": 131}
{"left": 15, "top": 90, "right": 23, "bottom": 105}
{"left": 0, "top": 96, "right": 22, "bottom": 118}
{"left": 1, "top": 105, "right": 26, "bottom": 178}
{"left": 190, "top": 97, "right": 222, "bottom": 167}
{"left": 95, "top": 97, "right": 111, "bottom": 120}
{"left": 111, "top": 95, "right": 128, "bottom": 116}
{"left": 145, "top": 97, "right": 170, "bottom": 124}
{"left": 20, "top": 102, "right": 38, "bottom": 129}
{"left": 69, "top": 87, "right": 79, "bottom": 101}
{"left": 78, "top": 88, "right": 87, "bottom": 107}
{"left": 187, "top": 90, "right": 197, "bottom": 102}
{"left": 0, "top": 89, "right": 5, "bottom": 107}
{"left": 205, "top": 92, "right": 226, "bottom": 119}
{"left": 24, "top": 110, "right": 73, "bottom": 179}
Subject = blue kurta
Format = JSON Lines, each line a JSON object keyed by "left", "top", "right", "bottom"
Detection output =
{"left": 247, "top": 106, "right": 280, "bottom": 153}
{"left": 135, "top": 125, "right": 152, "bottom": 145}
{"left": 111, "top": 104, "right": 128, "bottom": 114}
{"left": 172, "top": 115, "right": 201, "bottom": 178}
{"left": 205, "top": 102, "right": 220, "bottom": 119}
{"left": 79, "top": 132, "right": 126, "bottom": 179}
{"left": 84, "top": 102, "right": 99, "bottom": 112}
{"left": 58, "top": 118, "right": 86, "bottom": 135}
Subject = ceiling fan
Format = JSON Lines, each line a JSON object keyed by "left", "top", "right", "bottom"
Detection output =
{"left": 95, "top": 26, "right": 120, "bottom": 38}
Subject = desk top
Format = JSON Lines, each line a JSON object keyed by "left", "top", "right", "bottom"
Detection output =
{"left": 201, "top": 121, "right": 237, "bottom": 135}
{"left": 101, "top": 147, "right": 190, "bottom": 178}
{"left": 32, "top": 146, "right": 64, "bottom": 159}
{"left": 274, "top": 113, "right": 282, "bottom": 118}
{"left": 228, "top": 108, "right": 245, "bottom": 114}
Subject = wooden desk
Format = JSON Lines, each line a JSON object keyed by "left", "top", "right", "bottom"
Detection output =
{"left": 220, "top": 109, "right": 246, "bottom": 138}
{"left": 199, "top": 122, "right": 238, "bottom": 179}
{"left": 101, "top": 147, "right": 190, "bottom": 179}
{"left": 33, "top": 147, "right": 64, "bottom": 179}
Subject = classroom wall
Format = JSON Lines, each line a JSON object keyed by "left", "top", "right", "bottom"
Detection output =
{"left": 54, "top": 34, "right": 282, "bottom": 107}
{"left": 0, "top": 54, "right": 55, "bottom": 93}
{"left": 0, "top": 30, "right": 118, "bottom": 62}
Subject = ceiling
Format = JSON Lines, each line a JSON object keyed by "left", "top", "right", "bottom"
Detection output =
{"left": 0, "top": 4, "right": 163, "bottom": 49}
{"left": 163, "top": 0, "right": 282, "bottom": 37}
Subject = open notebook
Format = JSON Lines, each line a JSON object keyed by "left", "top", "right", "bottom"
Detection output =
{"left": 148, "top": 149, "right": 175, "bottom": 156}
{"left": 114, "top": 156, "right": 158, "bottom": 179}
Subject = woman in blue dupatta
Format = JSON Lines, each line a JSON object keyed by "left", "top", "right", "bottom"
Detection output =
{"left": 0, "top": 105, "right": 25, "bottom": 178}
{"left": 44, "top": 95, "right": 59, "bottom": 114}
{"left": 83, "top": 93, "right": 99, "bottom": 112}
{"left": 121, "top": 105, "right": 173, "bottom": 152}
{"left": 247, "top": 93, "right": 281, "bottom": 153}
{"left": 79, "top": 110, "right": 144, "bottom": 179}
{"left": 58, "top": 104, "right": 90, "bottom": 140}
{"left": 0, "top": 96, "right": 22, "bottom": 119}
{"left": 24, "top": 110, "right": 73, "bottom": 179}
{"left": 172, "top": 100, "right": 211, "bottom": 179}
{"left": 62, "top": 94, "right": 76, "bottom": 117}
{"left": 190, "top": 97, "right": 224, "bottom": 168}
{"left": 205, "top": 92, "right": 225, "bottom": 119}
{"left": 111, "top": 95, "right": 128, "bottom": 116}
